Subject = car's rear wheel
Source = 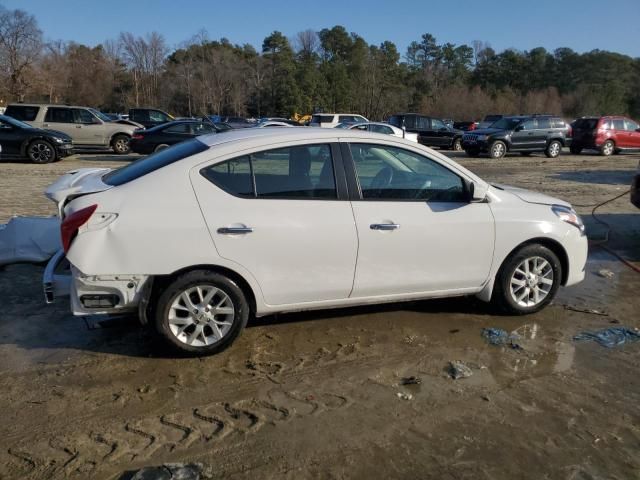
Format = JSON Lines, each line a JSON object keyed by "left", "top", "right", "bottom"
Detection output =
{"left": 545, "top": 140, "right": 562, "bottom": 158}
{"left": 489, "top": 141, "right": 506, "bottom": 159}
{"left": 27, "top": 140, "right": 56, "bottom": 164}
{"left": 154, "top": 143, "right": 170, "bottom": 153}
{"left": 569, "top": 146, "right": 582, "bottom": 155}
{"left": 600, "top": 140, "right": 615, "bottom": 156}
{"left": 492, "top": 244, "right": 562, "bottom": 315}
{"left": 111, "top": 134, "right": 131, "bottom": 155}
{"left": 451, "top": 138, "right": 463, "bottom": 151}
{"left": 154, "top": 270, "right": 249, "bottom": 356}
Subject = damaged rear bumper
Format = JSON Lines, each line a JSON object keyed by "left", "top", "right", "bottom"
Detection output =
{"left": 43, "top": 250, "right": 151, "bottom": 319}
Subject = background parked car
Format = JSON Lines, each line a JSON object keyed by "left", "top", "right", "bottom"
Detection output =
{"left": 462, "top": 115, "right": 570, "bottom": 159}
{"left": 255, "top": 121, "right": 294, "bottom": 128}
{"left": 453, "top": 121, "right": 477, "bottom": 132}
{"left": 341, "top": 122, "right": 419, "bottom": 142}
{"left": 5, "top": 103, "right": 136, "bottom": 154}
{"left": 309, "top": 113, "right": 368, "bottom": 128}
{"left": 219, "top": 117, "right": 255, "bottom": 128}
{"left": 258, "top": 117, "right": 300, "bottom": 126}
{"left": 128, "top": 108, "right": 174, "bottom": 129}
{"left": 388, "top": 113, "right": 463, "bottom": 150}
{"left": 0, "top": 114, "right": 73, "bottom": 163}
{"left": 570, "top": 116, "right": 640, "bottom": 156}
{"left": 129, "top": 120, "right": 222, "bottom": 154}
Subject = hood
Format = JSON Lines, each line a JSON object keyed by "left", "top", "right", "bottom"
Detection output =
{"left": 45, "top": 168, "right": 113, "bottom": 216}
{"left": 111, "top": 118, "right": 144, "bottom": 128}
{"left": 467, "top": 127, "right": 502, "bottom": 135}
{"left": 493, "top": 184, "right": 571, "bottom": 208}
{"left": 41, "top": 128, "right": 73, "bottom": 140}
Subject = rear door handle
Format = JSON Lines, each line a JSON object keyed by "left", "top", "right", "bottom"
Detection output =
{"left": 217, "top": 226, "right": 253, "bottom": 234}
{"left": 370, "top": 223, "right": 400, "bottom": 231}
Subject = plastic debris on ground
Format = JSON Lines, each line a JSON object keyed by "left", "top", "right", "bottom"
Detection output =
{"left": 400, "top": 376, "right": 421, "bottom": 386}
{"left": 130, "top": 463, "right": 203, "bottom": 480}
{"left": 448, "top": 361, "right": 473, "bottom": 379}
{"left": 396, "top": 392, "right": 413, "bottom": 401}
{"left": 573, "top": 327, "right": 640, "bottom": 348}
{"left": 597, "top": 268, "right": 615, "bottom": 279}
{"left": 0, "top": 216, "right": 61, "bottom": 266}
{"left": 481, "top": 328, "right": 522, "bottom": 350}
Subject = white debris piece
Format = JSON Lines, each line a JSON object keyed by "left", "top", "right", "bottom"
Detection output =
{"left": 0, "top": 216, "right": 61, "bottom": 266}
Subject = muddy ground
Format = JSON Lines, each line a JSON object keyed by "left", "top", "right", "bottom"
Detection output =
{"left": 0, "top": 150, "right": 639, "bottom": 480}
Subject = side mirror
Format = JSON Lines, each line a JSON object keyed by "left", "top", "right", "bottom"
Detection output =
{"left": 464, "top": 180, "right": 488, "bottom": 202}
{"left": 636, "top": 128, "right": 640, "bottom": 133}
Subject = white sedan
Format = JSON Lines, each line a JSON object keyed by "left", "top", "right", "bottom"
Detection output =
{"left": 43, "top": 128, "right": 587, "bottom": 355}
{"left": 338, "top": 122, "right": 419, "bottom": 143}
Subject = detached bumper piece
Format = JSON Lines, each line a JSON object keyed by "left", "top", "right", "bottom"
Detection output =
{"left": 43, "top": 249, "right": 71, "bottom": 304}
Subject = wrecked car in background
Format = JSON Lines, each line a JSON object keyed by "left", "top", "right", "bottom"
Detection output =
{"left": 43, "top": 128, "right": 588, "bottom": 356}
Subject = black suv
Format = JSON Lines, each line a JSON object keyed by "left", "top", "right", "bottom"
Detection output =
{"left": 128, "top": 108, "right": 174, "bottom": 129}
{"left": 388, "top": 113, "right": 464, "bottom": 151}
{"left": 461, "top": 115, "right": 571, "bottom": 158}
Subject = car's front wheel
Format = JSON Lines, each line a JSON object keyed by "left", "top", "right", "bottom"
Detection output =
{"left": 492, "top": 244, "right": 562, "bottom": 315}
{"left": 27, "top": 139, "right": 56, "bottom": 164}
{"left": 489, "top": 141, "right": 507, "bottom": 159}
{"left": 154, "top": 270, "right": 250, "bottom": 356}
{"left": 111, "top": 134, "right": 131, "bottom": 155}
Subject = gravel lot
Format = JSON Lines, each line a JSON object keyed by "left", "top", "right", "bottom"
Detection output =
{"left": 1, "top": 149, "right": 639, "bottom": 480}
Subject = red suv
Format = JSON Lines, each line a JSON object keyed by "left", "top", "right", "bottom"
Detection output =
{"left": 570, "top": 116, "right": 640, "bottom": 156}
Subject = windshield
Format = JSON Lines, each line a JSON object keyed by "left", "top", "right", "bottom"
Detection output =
{"left": 103, "top": 139, "right": 208, "bottom": 186}
{"left": 89, "top": 108, "right": 113, "bottom": 122}
{"left": 0, "top": 115, "right": 33, "bottom": 129}
{"left": 489, "top": 118, "right": 522, "bottom": 130}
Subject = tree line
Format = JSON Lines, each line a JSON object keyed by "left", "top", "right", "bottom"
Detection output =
{"left": 1, "top": 6, "right": 639, "bottom": 121}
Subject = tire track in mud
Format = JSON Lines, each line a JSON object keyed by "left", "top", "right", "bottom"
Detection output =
{"left": 6, "top": 385, "right": 354, "bottom": 479}
{"left": 4, "top": 341, "right": 380, "bottom": 479}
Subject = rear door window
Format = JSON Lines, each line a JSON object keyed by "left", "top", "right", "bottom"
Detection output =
{"left": 612, "top": 119, "right": 625, "bottom": 131}
{"left": 45, "top": 107, "right": 74, "bottom": 123}
{"left": 536, "top": 117, "right": 552, "bottom": 129}
{"left": 311, "top": 115, "right": 334, "bottom": 124}
{"left": 5, "top": 105, "right": 39, "bottom": 121}
{"left": 201, "top": 144, "right": 337, "bottom": 200}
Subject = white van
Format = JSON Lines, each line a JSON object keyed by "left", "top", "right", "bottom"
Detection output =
{"left": 309, "top": 113, "right": 368, "bottom": 128}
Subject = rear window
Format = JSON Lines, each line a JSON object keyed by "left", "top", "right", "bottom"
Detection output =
{"left": 103, "top": 139, "right": 208, "bottom": 186}
{"left": 5, "top": 105, "right": 39, "bottom": 121}
{"left": 573, "top": 118, "right": 598, "bottom": 130}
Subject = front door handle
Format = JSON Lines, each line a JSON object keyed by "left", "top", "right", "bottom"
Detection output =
{"left": 217, "top": 226, "right": 253, "bottom": 235}
{"left": 370, "top": 223, "right": 400, "bottom": 231}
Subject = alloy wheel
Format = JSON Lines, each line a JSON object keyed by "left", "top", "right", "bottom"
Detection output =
{"left": 509, "top": 256, "right": 554, "bottom": 308}
{"left": 491, "top": 142, "right": 505, "bottom": 158}
{"left": 548, "top": 142, "right": 561, "bottom": 157}
{"left": 29, "top": 142, "right": 53, "bottom": 163}
{"left": 168, "top": 285, "right": 235, "bottom": 347}
{"left": 602, "top": 141, "right": 614, "bottom": 156}
{"left": 114, "top": 137, "right": 130, "bottom": 153}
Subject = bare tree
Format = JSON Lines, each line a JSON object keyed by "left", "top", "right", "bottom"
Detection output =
{"left": 0, "top": 8, "right": 43, "bottom": 100}
{"left": 293, "top": 29, "right": 319, "bottom": 56}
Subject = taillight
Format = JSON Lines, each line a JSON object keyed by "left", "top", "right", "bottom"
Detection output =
{"left": 61, "top": 204, "right": 97, "bottom": 253}
{"left": 132, "top": 134, "right": 144, "bottom": 140}
{"left": 567, "top": 125, "right": 572, "bottom": 138}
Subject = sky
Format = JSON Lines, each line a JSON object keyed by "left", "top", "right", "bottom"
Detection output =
{"left": 4, "top": 0, "right": 640, "bottom": 58}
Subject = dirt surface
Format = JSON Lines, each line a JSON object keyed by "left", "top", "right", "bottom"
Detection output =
{"left": 1, "top": 150, "right": 639, "bottom": 480}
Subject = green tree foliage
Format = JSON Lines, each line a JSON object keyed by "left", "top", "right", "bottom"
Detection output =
{"left": 2, "top": 4, "right": 639, "bottom": 121}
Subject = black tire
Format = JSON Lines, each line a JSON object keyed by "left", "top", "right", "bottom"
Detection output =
{"left": 451, "top": 137, "right": 463, "bottom": 151}
{"left": 600, "top": 140, "right": 614, "bottom": 156}
{"left": 154, "top": 143, "right": 169, "bottom": 153}
{"left": 111, "top": 134, "right": 131, "bottom": 155}
{"left": 465, "top": 149, "right": 480, "bottom": 158}
{"left": 27, "top": 139, "right": 56, "bottom": 164}
{"left": 489, "top": 141, "right": 507, "bottom": 159}
{"left": 491, "top": 244, "right": 562, "bottom": 315}
{"left": 154, "top": 270, "right": 250, "bottom": 356}
{"left": 569, "top": 146, "right": 582, "bottom": 155}
{"left": 545, "top": 140, "right": 562, "bottom": 158}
